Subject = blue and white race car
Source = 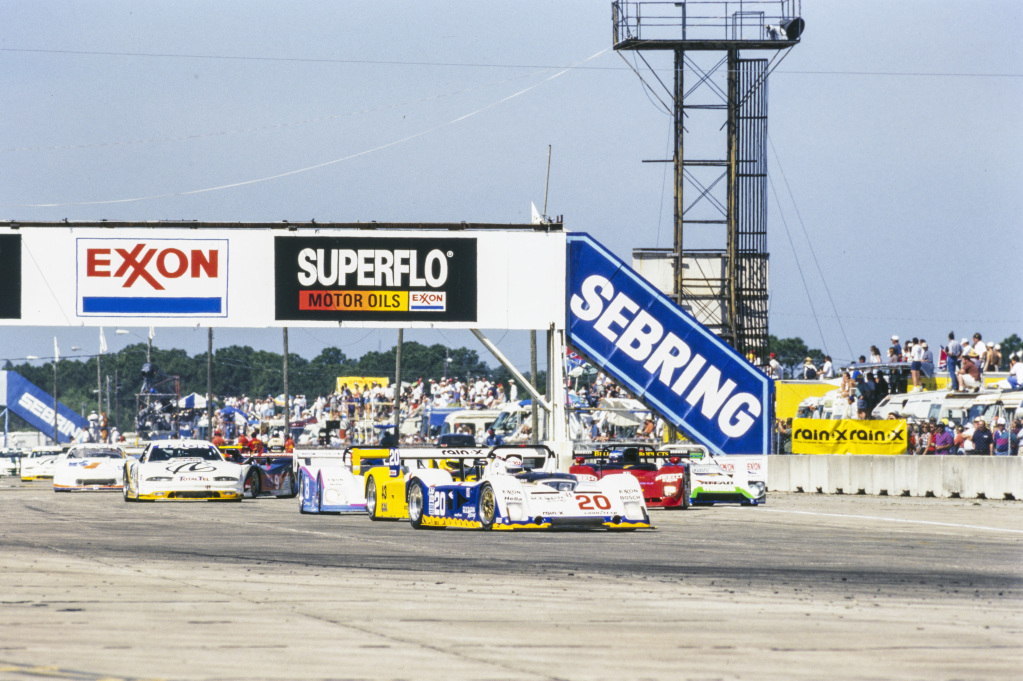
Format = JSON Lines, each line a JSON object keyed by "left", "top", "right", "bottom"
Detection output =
{"left": 53, "top": 443, "right": 125, "bottom": 492}
{"left": 405, "top": 445, "right": 651, "bottom": 530}
{"left": 296, "top": 448, "right": 370, "bottom": 514}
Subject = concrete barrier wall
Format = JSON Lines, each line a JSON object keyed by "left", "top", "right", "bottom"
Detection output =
{"left": 768, "top": 456, "right": 1022, "bottom": 500}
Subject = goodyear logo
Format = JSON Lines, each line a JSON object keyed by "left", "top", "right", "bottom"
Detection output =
{"left": 77, "top": 238, "right": 228, "bottom": 317}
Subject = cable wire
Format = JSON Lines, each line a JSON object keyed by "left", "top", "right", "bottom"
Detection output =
{"left": 3, "top": 48, "right": 609, "bottom": 208}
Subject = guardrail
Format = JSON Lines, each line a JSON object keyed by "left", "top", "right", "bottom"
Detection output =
{"left": 769, "top": 455, "right": 1022, "bottom": 501}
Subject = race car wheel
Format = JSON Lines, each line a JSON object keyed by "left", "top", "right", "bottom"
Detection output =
{"left": 680, "top": 469, "right": 691, "bottom": 510}
{"left": 366, "top": 477, "right": 379, "bottom": 520}
{"left": 299, "top": 475, "right": 311, "bottom": 513}
{"left": 245, "top": 469, "right": 260, "bottom": 499}
{"left": 122, "top": 470, "right": 135, "bottom": 503}
{"left": 407, "top": 481, "right": 427, "bottom": 529}
{"left": 281, "top": 471, "right": 298, "bottom": 499}
{"left": 478, "top": 483, "right": 496, "bottom": 531}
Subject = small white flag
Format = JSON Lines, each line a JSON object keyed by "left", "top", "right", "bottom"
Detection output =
{"left": 99, "top": 327, "right": 107, "bottom": 355}
{"left": 530, "top": 201, "right": 543, "bottom": 225}
{"left": 148, "top": 326, "right": 155, "bottom": 341}
{"left": 54, "top": 337, "right": 60, "bottom": 362}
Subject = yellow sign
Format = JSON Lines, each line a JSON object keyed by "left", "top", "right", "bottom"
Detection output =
{"left": 335, "top": 376, "right": 390, "bottom": 393}
{"left": 792, "top": 418, "right": 907, "bottom": 455}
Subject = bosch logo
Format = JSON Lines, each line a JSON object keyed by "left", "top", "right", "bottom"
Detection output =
{"left": 77, "top": 237, "right": 229, "bottom": 318}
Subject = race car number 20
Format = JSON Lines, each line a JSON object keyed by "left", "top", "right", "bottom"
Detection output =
{"left": 575, "top": 494, "right": 611, "bottom": 511}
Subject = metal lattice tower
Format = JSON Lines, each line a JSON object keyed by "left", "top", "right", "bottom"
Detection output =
{"left": 614, "top": 1, "right": 804, "bottom": 364}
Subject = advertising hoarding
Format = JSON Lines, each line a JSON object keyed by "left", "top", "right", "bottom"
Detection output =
{"left": 566, "top": 233, "right": 773, "bottom": 456}
{"left": 1, "top": 224, "right": 564, "bottom": 330}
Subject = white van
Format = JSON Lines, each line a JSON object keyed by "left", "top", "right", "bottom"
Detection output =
{"left": 439, "top": 409, "right": 502, "bottom": 444}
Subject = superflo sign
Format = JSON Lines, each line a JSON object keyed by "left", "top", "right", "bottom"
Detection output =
{"left": 76, "top": 238, "right": 229, "bottom": 317}
{"left": 274, "top": 236, "right": 477, "bottom": 322}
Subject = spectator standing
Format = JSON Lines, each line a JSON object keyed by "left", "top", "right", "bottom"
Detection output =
{"left": 953, "top": 425, "right": 966, "bottom": 455}
{"left": 921, "top": 341, "right": 934, "bottom": 370}
{"left": 984, "top": 343, "right": 999, "bottom": 372}
{"left": 992, "top": 419, "right": 1009, "bottom": 456}
{"left": 873, "top": 370, "right": 889, "bottom": 399}
{"left": 801, "top": 357, "right": 817, "bottom": 380}
{"left": 969, "top": 419, "right": 992, "bottom": 456}
{"left": 768, "top": 353, "right": 783, "bottom": 379}
{"left": 932, "top": 422, "right": 953, "bottom": 454}
{"left": 945, "top": 332, "right": 962, "bottom": 391}
{"left": 971, "top": 334, "right": 987, "bottom": 375}
{"left": 914, "top": 423, "right": 932, "bottom": 455}
{"left": 891, "top": 335, "right": 902, "bottom": 359}
{"left": 820, "top": 356, "right": 834, "bottom": 379}
{"left": 909, "top": 337, "right": 924, "bottom": 392}
{"left": 869, "top": 346, "right": 882, "bottom": 364}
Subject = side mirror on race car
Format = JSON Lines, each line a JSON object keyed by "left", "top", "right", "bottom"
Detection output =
{"left": 669, "top": 456, "right": 681, "bottom": 464}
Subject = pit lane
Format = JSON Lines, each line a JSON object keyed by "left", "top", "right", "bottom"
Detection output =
{"left": 0, "top": 482, "right": 1019, "bottom": 681}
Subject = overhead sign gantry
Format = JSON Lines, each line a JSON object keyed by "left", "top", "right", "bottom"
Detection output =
{"left": 0, "top": 221, "right": 772, "bottom": 455}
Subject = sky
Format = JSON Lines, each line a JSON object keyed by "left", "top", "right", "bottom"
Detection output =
{"left": 1, "top": 0, "right": 1021, "bottom": 374}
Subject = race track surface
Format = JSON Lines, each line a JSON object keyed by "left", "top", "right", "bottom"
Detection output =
{"left": 0, "top": 482, "right": 1019, "bottom": 681}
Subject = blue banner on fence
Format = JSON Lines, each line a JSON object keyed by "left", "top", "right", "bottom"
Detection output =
{"left": 566, "top": 234, "right": 773, "bottom": 456}
{"left": 3, "top": 371, "right": 90, "bottom": 444}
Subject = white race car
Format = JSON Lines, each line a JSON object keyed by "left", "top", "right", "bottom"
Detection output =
{"left": 123, "top": 439, "right": 246, "bottom": 501}
{"left": 53, "top": 444, "right": 126, "bottom": 492}
{"left": 20, "top": 445, "right": 68, "bottom": 481}
{"left": 406, "top": 445, "right": 652, "bottom": 530}
{"left": 296, "top": 449, "right": 367, "bottom": 514}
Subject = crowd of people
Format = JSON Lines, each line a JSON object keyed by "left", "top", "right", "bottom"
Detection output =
{"left": 908, "top": 416, "right": 1020, "bottom": 456}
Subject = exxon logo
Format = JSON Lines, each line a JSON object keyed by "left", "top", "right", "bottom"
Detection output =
{"left": 77, "top": 238, "right": 229, "bottom": 317}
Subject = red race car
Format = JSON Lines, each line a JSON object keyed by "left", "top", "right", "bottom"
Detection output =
{"left": 570, "top": 445, "right": 690, "bottom": 509}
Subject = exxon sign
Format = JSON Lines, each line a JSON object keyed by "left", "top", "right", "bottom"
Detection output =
{"left": 76, "top": 238, "right": 229, "bottom": 317}
{"left": 566, "top": 234, "right": 773, "bottom": 456}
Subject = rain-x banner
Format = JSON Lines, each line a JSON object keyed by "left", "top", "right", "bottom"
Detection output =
{"left": 273, "top": 236, "right": 477, "bottom": 323}
{"left": 792, "top": 418, "right": 907, "bottom": 455}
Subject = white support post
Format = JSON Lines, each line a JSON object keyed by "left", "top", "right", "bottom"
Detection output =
{"left": 546, "top": 323, "right": 571, "bottom": 470}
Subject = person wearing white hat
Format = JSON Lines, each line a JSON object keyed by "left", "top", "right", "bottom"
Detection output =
{"left": 890, "top": 335, "right": 902, "bottom": 359}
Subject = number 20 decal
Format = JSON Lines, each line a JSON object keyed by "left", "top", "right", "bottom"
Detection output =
{"left": 576, "top": 494, "right": 611, "bottom": 510}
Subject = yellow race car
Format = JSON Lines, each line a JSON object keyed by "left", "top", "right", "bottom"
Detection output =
{"left": 361, "top": 447, "right": 485, "bottom": 520}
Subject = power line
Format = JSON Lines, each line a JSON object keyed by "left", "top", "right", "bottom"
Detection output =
{"left": 4, "top": 47, "right": 1020, "bottom": 78}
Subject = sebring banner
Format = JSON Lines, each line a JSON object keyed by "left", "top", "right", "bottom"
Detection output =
{"left": 566, "top": 233, "right": 773, "bottom": 456}
{"left": 791, "top": 418, "right": 908, "bottom": 455}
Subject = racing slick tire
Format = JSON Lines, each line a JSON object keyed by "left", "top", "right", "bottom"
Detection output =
{"left": 299, "top": 475, "right": 311, "bottom": 513}
{"left": 244, "top": 469, "right": 261, "bottom": 499}
{"left": 122, "top": 468, "right": 135, "bottom": 503}
{"left": 680, "top": 469, "right": 691, "bottom": 510}
{"left": 407, "top": 480, "right": 427, "bottom": 529}
{"left": 478, "top": 482, "right": 497, "bottom": 531}
{"left": 281, "top": 471, "right": 298, "bottom": 499}
{"left": 366, "top": 477, "right": 380, "bottom": 520}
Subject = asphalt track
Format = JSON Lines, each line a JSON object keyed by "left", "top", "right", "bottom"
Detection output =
{"left": 0, "top": 480, "right": 1019, "bottom": 681}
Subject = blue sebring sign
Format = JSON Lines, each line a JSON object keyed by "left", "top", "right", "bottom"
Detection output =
{"left": 566, "top": 234, "right": 773, "bottom": 456}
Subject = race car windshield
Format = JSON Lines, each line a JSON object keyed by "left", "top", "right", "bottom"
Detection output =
{"left": 68, "top": 449, "right": 121, "bottom": 459}
{"left": 147, "top": 447, "right": 222, "bottom": 462}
